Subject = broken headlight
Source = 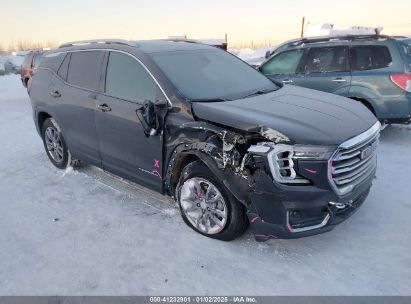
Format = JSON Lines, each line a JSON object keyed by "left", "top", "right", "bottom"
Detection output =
{"left": 266, "top": 144, "right": 335, "bottom": 185}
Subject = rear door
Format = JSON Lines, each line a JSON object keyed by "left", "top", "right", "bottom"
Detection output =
{"left": 50, "top": 50, "right": 104, "bottom": 166}
{"left": 297, "top": 46, "right": 351, "bottom": 96}
{"left": 260, "top": 49, "right": 306, "bottom": 85}
{"left": 94, "top": 51, "right": 166, "bottom": 192}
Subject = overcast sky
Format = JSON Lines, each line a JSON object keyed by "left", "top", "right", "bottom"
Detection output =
{"left": 2, "top": 0, "right": 410, "bottom": 47}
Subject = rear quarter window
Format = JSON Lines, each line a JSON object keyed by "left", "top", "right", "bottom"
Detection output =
{"left": 40, "top": 53, "right": 66, "bottom": 72}
{"left": 57, "top": 53, "right": 70, "bottom": 81}
{"left": 400, "top": 40, "right": 411, "bottom": 68}
{"left": 350, "top": 45, "right": 392, "bottom": 71}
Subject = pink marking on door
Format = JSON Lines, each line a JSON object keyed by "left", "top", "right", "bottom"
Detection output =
{"left": 250, "top": 216, "right": 259, "bottom": 223}
{"left": 151, "top": 170, "right": 162, "bottom": 180}
{"left": 154, "top": 159, "right": 159, "bottom": 168}
{"left": 304, "top": 168, "right": 317, "bottom": 174}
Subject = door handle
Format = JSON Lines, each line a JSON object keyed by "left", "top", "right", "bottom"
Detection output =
{"left": 50, "top": 90, "right": 61, "bottom": 98}
{"left": 332, "top": 78, "right": 347, "bottom": 83}
{"left": 282, "top": 79, "right": 294, "bottom": 84}
{"left": 97, "top": 103, "right": 111, "bottom": 112}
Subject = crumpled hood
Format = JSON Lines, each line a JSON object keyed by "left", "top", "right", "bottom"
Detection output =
{"left": 192, "top": 85, "right": 378, "bottom": 145}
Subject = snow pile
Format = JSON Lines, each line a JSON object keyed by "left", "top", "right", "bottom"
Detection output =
{"left": 230, "top": 47, "right": 274, "bottom": 66}
{"left": 304, "top": 23, "right": 383, "bottom": 37}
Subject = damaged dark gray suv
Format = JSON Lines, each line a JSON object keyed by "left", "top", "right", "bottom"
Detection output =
{"left": 29, "top": 39, "right": 380, "bottom": 241}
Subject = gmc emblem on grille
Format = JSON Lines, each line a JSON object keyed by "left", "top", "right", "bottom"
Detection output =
{"left": 360, "top": 142, "right": 377, "bottom": 160}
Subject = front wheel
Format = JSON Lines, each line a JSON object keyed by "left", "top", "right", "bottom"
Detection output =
{"left": 176, "top": 160, "right": 248, "bottom": 241}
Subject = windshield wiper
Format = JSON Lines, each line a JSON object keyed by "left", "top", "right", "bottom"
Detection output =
{"left": 189, "top": 98, "right": 230, "bottom": 102}
{"left": 242, "top": 88, "right": 276, "bottom": 99}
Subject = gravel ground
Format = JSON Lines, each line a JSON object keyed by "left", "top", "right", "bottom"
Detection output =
{"left": 0, "top": 75, "right": 410, "bottom": 295}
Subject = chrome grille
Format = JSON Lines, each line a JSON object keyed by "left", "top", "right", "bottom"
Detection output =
{"left": 329, "top": 122, "right": 381, "bottom": 195}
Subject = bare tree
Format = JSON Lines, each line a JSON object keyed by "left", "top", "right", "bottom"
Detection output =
{"left": 45, "top": 40, "right": 59, "bottom": 49}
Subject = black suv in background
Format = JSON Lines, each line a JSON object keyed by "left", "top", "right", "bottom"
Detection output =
{"left": 29, "top": 39, "right": 380, "bottom": 241}
{"left": 259, "top": 35, "right": 411, "bottom": 124}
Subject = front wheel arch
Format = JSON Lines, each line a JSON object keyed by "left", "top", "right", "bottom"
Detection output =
{"left": 176, "top": 160, "right": 248, "bottom": 241}
{"left": 167, "top": 146, "right": 250, "bottom": 207}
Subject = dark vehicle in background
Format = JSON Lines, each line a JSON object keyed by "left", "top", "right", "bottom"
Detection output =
{"left": 259, "top": 35, "right": 411, "bottom": 124}
{"left": 20, "top": 51, "right": 43, "bottom": 88}
{"left": 29, "top": 39, "right": 380, "bottom": 241}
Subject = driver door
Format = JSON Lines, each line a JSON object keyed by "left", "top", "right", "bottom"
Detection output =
{"left": 260, "top": 49, "right": 306, "bottom": 85}
{"left": 94, "top": 51, "right": 167, "bottom": 192}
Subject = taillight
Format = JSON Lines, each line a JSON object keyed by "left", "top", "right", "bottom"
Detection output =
{"left": 390, "top": 74, "right": 411, "bottom": 93}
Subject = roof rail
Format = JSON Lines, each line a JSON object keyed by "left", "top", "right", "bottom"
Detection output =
{"left": 295, "top": 34, "right": 406, "bottom": 46}
{"left": 58, "top": 39, "right": 134, "bottom": 49}
{"left": 158, "top": 38, "right": 202, "bottom": 44}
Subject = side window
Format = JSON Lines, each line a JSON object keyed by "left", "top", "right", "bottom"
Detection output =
{"left": 304, "top": 47, "right": 348, "bottom": 73}
{"left": 351, "top": 46, "right": 392, "bottom": 71}
{"left": 67, "top": 51, "right": 102, "bottom": 90}
{"left": 261, "top": 49, "right": 304, "bottom": 75}
{"left": 105, "top": 52, "right": 157, "bottom": 102}
{"left": 57, "top": 53, "right": 70, "bottom": 80}
{"left": 402, "top": 42, "right": 411, "bottom": 67}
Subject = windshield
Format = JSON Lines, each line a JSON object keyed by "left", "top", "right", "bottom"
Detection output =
{"left": 151, "top": 49, "right": 278, "bottom": 101}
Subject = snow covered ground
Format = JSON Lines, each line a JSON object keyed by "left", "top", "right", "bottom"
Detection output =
{"left": 0, "top": 74, "right": 410, "bottom": 295}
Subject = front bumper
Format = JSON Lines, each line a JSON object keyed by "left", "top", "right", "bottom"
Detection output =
{"left": 247, "top": 167, "right": 375, "bottom": 241}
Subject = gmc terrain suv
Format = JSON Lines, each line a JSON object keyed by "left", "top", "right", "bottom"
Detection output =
{"left": 29, "top": 39, "right": 380, "bottom": 241}
{"left": 259, "top": 35, "right": 411, "bottom": 124}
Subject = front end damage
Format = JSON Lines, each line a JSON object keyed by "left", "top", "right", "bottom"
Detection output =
{"left": 164, "top": 121, "right": 378, "bottom": 242}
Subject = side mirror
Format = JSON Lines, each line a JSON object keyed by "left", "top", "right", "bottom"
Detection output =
{"left": 265, "top": 50, "right": 271, "bottom": 59}
{"left": 136, "top": 99, "right": 168, "bottom": 137}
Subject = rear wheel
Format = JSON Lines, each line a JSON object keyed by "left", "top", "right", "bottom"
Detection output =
{"left": 41, "top": 118, "right": 70, "bottom": 169}
{"left": 23, "top": 77, "right": 29, "bottom": 88}
{"left": 176, "top": 160, "right": 248, "bottom": 241}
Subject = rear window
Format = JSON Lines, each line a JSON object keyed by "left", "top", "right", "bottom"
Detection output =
{"left": 67, "top": 51, "right": 102, "bottom": 90}
{"left": 33, "top": 55, "right": 43, "bottom": 69}
{"left": 350, "top": 45, "right": 392, "bottom": 71}
{"left": 304, "top": 47, "right": 348, "bottom": 73}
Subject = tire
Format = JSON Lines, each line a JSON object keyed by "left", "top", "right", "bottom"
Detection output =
{"left": 176, "top": 160, "right": 248, "bottom": 241}
{"left": 23, "top": 78, "right": 29, "bottom": 88}
{"left": 41, "top": 118, "right": 70, "bottom": 169}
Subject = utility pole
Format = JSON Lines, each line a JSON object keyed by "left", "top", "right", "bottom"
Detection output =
{"left": 301, "top": 16, "right": 305, "bottom": 38}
